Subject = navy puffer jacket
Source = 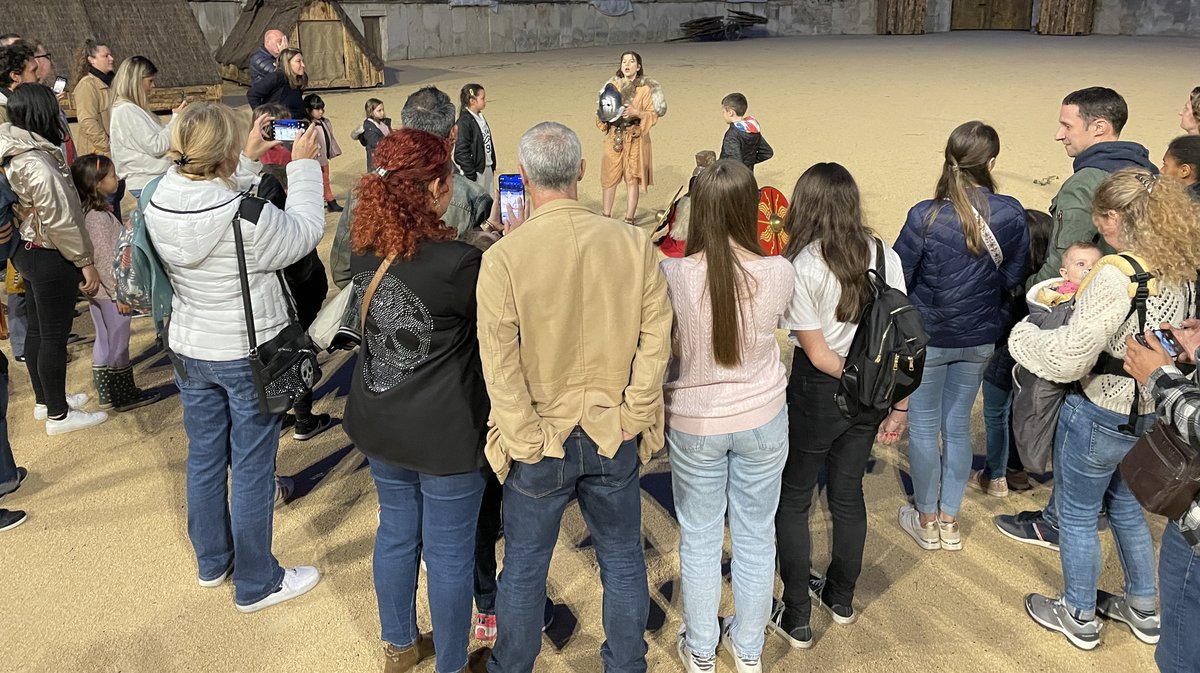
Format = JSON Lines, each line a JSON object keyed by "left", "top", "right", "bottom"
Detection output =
{"left": 894, "top": 189, "right": 1030, "bottom": 348}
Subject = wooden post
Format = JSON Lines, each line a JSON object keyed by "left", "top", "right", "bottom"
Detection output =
{"left": 878, "top": 0, "right": 929, "bottom": 35}
{"left": 1037, "top": 0, "right": 1095, "bottom": 35}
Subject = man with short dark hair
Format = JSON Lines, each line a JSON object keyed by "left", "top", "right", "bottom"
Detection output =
{"left": 478, "top": 121, "right": 671, "bottom": 673}
{"left": 249, "top": 29, "right": 289, "bottom": 86}
{"left": 995, "top": 86, "right": 1158, "bottom": 550}
{"left": 0, "top": 43, "right": 38, "bottom": 124}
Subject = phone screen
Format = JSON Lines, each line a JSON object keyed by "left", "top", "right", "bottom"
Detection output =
{"left": 498, "top": 173, "right": 524, "bottom": 226}
{"left": 271, "top": 119, "right": 308, "bottom": 142}
{"left": 1154, "top": 328, "right": 1182, "bottom": 358}
{"left": 52, "top": 76, "right": 67, "bottom": 95}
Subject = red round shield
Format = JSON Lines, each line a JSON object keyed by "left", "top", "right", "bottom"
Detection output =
{"left": 757, "top": 186, "right": 789, "bottom": 255}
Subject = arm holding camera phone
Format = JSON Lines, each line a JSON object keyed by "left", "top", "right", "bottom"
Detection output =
{"left": 1123, "top": 320, "right": 1200, "bottom": 385}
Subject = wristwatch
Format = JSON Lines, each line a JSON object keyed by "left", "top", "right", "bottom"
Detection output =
{"left": 481, "top": 219, "right": 499, "bottom": 233}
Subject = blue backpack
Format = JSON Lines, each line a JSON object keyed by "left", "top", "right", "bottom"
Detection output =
{"left": 115, "top": 176, "right": 173, "bottom": 334}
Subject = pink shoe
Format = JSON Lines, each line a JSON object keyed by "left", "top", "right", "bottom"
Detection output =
{"left": 474, "top": 613, "right": 497, "bottom": 643}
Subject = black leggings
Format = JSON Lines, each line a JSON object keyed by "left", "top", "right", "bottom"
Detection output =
{"left": 13, "top": 245, "right": 82, "bottom": 417}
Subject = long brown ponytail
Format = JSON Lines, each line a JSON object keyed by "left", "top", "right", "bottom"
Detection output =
{"left": 929, "top": 121, "right": 1000, "bottom": 255}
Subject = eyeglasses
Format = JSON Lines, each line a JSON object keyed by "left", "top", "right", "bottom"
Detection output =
{"left": 33, "top": 53, "right": 51, "bottom": 61}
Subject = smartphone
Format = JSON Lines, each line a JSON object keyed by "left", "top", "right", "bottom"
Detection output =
{"left": 498, "top": 173, "right": 524, "bottom": 226}
{"left": 52, "top": 76, "right": 67, "bottom": 95}
{"left": 270, "top": 119, "right": 308, "bottom": 142}
{"left": 1135, "top": 329, "right": 1184, "bottom": 358}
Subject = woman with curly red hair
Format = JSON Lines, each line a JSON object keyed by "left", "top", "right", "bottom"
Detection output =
{"left": 342, "top": 128, "right": 491, "bottom": 673}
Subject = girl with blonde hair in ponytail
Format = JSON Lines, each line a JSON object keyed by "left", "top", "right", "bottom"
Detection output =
{"left": 893, "top": 121, "right": 1029, "bottom": 552}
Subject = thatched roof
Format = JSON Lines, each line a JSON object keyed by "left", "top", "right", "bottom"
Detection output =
{"left": 0, "top": 0, "right": 220, "bottom": 88}
{"left": 214, "top": 0, "right": 384, "bottom": 72}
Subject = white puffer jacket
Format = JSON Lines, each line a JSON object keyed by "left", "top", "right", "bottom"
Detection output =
{"left": 110, "top": 99, "right": 175, "bottom": 192}
{"left": 145, "top": 156, "right": 325, "bottom": 361}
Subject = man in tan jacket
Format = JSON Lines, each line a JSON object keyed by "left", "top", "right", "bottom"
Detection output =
{"left": 477, "top": 121, "right": 671, "bottom": 673}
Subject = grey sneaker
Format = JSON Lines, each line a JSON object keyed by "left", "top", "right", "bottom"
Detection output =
{"left": 1096, "top": 590, "right": 1160, "bottom": 644}
{"left": 898, "top": 504, "right": 940, "bottom": 550}
{"left": 1025, "top": 593, "right": 1102, "bottom": 650}
{"left": 718, "top": 616, "right": 762, "bottom": 673}
{"left": 676, "top": 629, "right": 716, "bottom": 673}
{"left": 768, "top": 598, "right": 813, "bottom": 649}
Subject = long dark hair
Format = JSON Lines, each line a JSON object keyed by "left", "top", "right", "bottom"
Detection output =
{"left": 8, "top": 83, "right": 65, "bottom": 146}
{"left": 684, "top": 160, "right": 762, "bottom": 367}
{"left": 70, "top": 153, "right": 116, "bottom": 213}
{"left": 782, "top": 162, "right": 874, "bottom": 323}
{"left": 459, "top": 83, "right": 483, "bottom": 116}
{"left": 615, "top": 51, "right": 643, "bottom": 78}
{"left": 1024, "top": 209, "right": 1053, "bottom": 278}
{"left": 929, "top": 121, "right": 1000, "bottom": 255}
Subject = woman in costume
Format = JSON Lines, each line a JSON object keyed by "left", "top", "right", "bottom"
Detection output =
{"left": 597, "top": 51, "right": 666, "bottom": 225}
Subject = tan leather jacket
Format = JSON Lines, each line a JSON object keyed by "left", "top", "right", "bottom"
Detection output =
{"left": 73, "top": 74, "right": 112, "bottom": 157}
{"left": 0, "top": 123, "right": 93, "bottom": 267}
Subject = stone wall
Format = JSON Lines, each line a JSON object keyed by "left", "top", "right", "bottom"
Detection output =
{"left": 334, "top": 0, "right": 875, "bottom": 62}
{"left": 1092, "top": 0, "right": 1200, "bottom": 36}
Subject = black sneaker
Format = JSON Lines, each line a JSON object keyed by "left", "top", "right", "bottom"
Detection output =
{"left": 768, "top": 598, "right": 813, "bottom": 649}
{"left": 13, "top": 355, "right": 25, "bottom": 363}
{"left": 809, "top": 574, "right": 856, "bottom": 624}
{"left": 0, "top": 508, "right": 27, "bottom": 531}
{"left": 326, "top": 200, "right": 344, "bottom": 213}
{"left": 0, "top": 466, "right": 28, "bottom": 501}
{"left": 543, "top": 596, "right": 555, "bottom": 632}
{"left": 293, "top": 413, "right": 332, "bottom": 441}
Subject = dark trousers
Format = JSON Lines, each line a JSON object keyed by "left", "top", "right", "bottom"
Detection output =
{"left": 0, "top": 353, "right": 17, "bottom": 494}
{"left": 13, "top": 245, "right": 81, "bottom": 417}
{"left": 775, "top": 348, "right": 885, "bottom": 625}
{"left": 286, "top": 252, "right": 328, "bottom": 422}
{"left": 474, "top": 470, "right": 503, "bottom": 613}
{"left": 489, "top": 432, "right": 648, "bottom": 673}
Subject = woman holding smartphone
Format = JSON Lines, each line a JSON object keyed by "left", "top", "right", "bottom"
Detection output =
{"left": 110, "top": 56, "right": 186, "bottom": 200}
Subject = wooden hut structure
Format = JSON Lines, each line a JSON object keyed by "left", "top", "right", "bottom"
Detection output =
{"left": 214, "top": 0, "right": 384, "bottom": 89}
{"left": 2, "top": 0, "right": 222, "bottom": 116}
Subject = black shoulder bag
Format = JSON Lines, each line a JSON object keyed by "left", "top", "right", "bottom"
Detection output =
{"left": 231, "top": 195, "right": 321, "bottom": 415}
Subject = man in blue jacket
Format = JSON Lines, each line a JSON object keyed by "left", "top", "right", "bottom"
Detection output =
{"left": 249, "top": 29, "right": 288, "bottom": 87}
{"left": 996, "top": 86, "right": 1157, "bottom": 551}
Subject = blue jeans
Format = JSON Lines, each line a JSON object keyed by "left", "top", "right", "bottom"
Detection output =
{"left": 7, "top": 294, "right": 25, "bottom": 359}
{"left": 0, "top": 355, "right": 16, "bottom": 494}
{"left": 669, "top": 407, "right": 787, "bottom": 659}
{"left": 1053, "top": 393, "right": 1156, "bottom": 620}
{"left": 1156, "top": 523, "right": 1200, "bottom": 672}
{"left": 489, "top": 431, "right": 648, "bottom": 673}
{"left": 176, "top": 355, "right": 285, "bottom": 605}
{"left": 907, "top": 344, "right": 993, "bottom": 517}
{"left": 981, "top": 379, "right": 1013, "bottom": 480}
{"left": 371, "top": 459, "right": 485, "bottom": 673}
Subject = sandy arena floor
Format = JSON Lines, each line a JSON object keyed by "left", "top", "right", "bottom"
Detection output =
{"left": 4, "top": 31, "right": 1196, "bottom": 673}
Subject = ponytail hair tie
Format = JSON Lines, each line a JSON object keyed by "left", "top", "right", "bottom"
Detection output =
{"left": 174, "top": 154, "right": 191, "bottom": 167}
{"left": 374, "top": 167, "right": 388, "bottom": 178}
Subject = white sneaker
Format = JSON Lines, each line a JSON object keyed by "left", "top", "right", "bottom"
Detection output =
{"left": 45, "top": 409, "right": 108, "bottom": 436}
{"left": 199, "top": 563, "right": 233, "bottom": 588}
{"left": 33, "top": 392, "right": 89, "bottom": 420}
{"left": 676, "top": 629, "right": 716, "bottom": 673}
{"left": 235, "top": 566, "right": 320, "bottom": 613}
{"left": 719, "top": 616, "right": 763, "bottom": 673}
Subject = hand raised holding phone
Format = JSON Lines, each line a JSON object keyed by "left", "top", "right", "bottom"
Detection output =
{"left": 289, "top": 123, "right": 321, "bottom": 161}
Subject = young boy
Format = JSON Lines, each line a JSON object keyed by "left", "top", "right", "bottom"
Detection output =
{"left": 719, "top": 92, "right": 773, "bottom": 172}
{"left": 1033, "top": 241, "right": 1103, "bottom": 308}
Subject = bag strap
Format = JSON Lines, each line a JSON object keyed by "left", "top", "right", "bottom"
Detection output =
{"left": 1120, "top": 254, "right": 1151, "bottom": 434}
{"left": 230, "top": 194, "right": 303, "bottom": 355}
{"left": 971, "top": 205, "right": 1004, "bottom": 269}
{"left": 360, "top": 253, "right": 397, "bottom": 335}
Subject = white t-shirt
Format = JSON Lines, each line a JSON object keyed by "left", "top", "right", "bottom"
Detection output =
{"left": 782, "top": 240, "right": 907, "bottom": 357}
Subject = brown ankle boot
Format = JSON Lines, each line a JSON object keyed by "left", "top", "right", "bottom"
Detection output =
{"left": 382, "top": 633, "right": 435, "bottom": 673}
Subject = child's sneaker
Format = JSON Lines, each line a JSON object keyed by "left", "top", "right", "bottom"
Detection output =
{"left": 474, "top": 613, "right": 497, "bottom": 643}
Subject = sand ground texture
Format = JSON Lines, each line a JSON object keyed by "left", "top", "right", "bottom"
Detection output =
{"left": 4, "top": 32, "right": 1194, "bottom": 673}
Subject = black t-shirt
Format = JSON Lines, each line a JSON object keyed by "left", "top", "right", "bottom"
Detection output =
{"left": 343, "top": 240, "right": 489, "bottom": 475}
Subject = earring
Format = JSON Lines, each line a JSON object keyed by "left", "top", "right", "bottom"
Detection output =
{"left": 432, "top": 194, "right": 441, "bottom": 207}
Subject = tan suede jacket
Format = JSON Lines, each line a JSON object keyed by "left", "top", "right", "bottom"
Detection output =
{"left": 73, "top": 74, "right": 112, "bottom": 157}
{"left": 0, "top": 124, "right": 93, "bottom": 267}
{"left": 476, "top": 199, "right": 672, "bottom": 481}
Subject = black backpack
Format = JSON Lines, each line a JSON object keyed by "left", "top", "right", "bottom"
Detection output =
{"left": 835, "top": 238, "right": 929, "bottom": 418}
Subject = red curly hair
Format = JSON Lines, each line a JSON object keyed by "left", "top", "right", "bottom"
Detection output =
{"left": 351, "top": 128, "right": 455, "bottom": 260}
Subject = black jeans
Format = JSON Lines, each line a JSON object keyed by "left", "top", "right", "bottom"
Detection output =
{"left": 776, "top": 348, "right": 885, "bottom": 626}
{"left": 286, "top": 252, "right": 328, "bottom": 423}
{"left": 473, "top": 470, "right": 504, "bottom": 613}
{"left": 13, "top": 245, "right": 82, "bottom": 417}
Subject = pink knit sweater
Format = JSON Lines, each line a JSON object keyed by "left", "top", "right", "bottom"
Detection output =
{"left": 661, "top": 254, "right": 795, "bottom": 435}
